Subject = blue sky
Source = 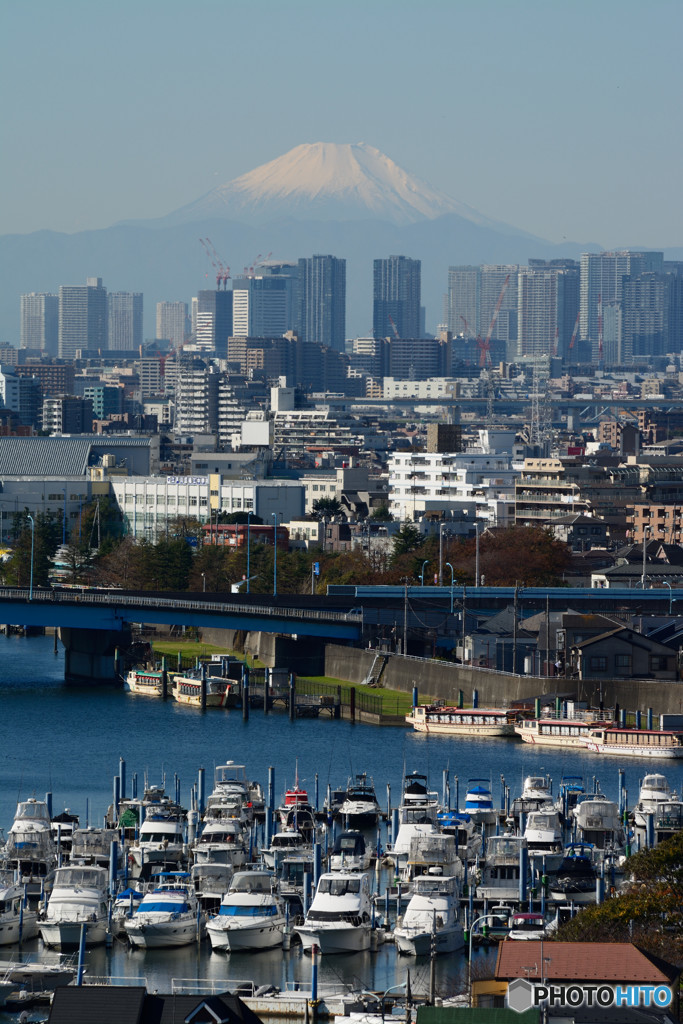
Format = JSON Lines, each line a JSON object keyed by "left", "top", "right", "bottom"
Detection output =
{"left": 2, "top": 0, "right": 681, "bottom": 247}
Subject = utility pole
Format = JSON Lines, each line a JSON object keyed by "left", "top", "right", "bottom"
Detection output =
{"left": 512, "top": 583, "right": 519, "bottom": 674}
{"left": 461, "top": 584, "right": 467, "bottom": 665}
{"left": 403, "top": 578, "right": 409, "bottom": 656}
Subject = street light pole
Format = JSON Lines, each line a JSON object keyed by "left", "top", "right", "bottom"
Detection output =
{"left": 446, "top": 562, "right": 454, "bottom": 613}
{"left": 662, "top": 579, "right": 672, "bottom": 613}
{"left": 246, "top": 510, "right": 253, "bottom": 594}
{"left": 475, "top": 522, "right": 480, "bottom": 588}
{"left": 420, "top": 559, "right": 429, "bottom": 586}
{"left": 468, "top": 914, "right": 496, "bottom": 1007}
{"left": 27, "top": 514, "right": 35, "bottom": 601}
{"left": 272, "top": 513, "right": 279, "bottom": 596}
{"left": 439, "top": 522, "right": 444, "bottom": 586}
{"left": 201, "top": 572, "right": 206, "bottom": 593}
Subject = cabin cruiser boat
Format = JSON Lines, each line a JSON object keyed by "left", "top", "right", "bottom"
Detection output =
{"left": 549, "top": 843, "right": 598, "bottom": 904}
{"left": 390, "top": 772, "right": 440, "bottom": 869}
{"left": 191, "top": 862, "right": 234, "bottom": 917}
{"left": 261, "top": 828, "right": 310, "bottom": 870}
{"left": 296, "top": 871, "right": 373, "bottom": 954}
{"left": 206, "top": 870, "right": 286, "bottom": 952}
{"left": 0, "top": 881, "right": 39, "bottom": 945}
{"left": 555, "top": 776, "right": 585, "bottom": 820}
{"left": 393, "top": 874, "right": 463, "bottom": 956}
{"left": 510, "top": 776, "right": 554, "bottom": 819}
{"left": 523, "top": 810, "right": 564, "bottom": 871}
{"left": 38, "top": 865, "right": 110, "bottom": 948}
{"left": 192, "top": 820, "right": 247, "bottom": 868}
{"left": 507, "top": 911, "right": 549, "bottom": 940}
{"left": 338, "top": 774, "right": 380, "bottom": 829}
{"left": 5, "top": 798, "right": 57, "bottom": 892}
{"left": 437, "top": 811, "right": 482, "bottom": 864}
{"left": 70, "top": 827, "right": 122, "bottom": 868}
{"left": 330, "top": 831, "right": 372, "bottom": 872}
{"left": 125, "top": 874, "right": 203, "bottom": 948}
{"left": 50, "top": 810, "right": 79, "bottom": 859}
{"left": 572, "top": 796, "right": 626, "bottom": 855}
{"left": 647, "top": 800, "right": 683, "bottom": 846}
{"left": 633, "top": 774, "right": 672, "bottom": 830}
{"left": 128, "top": 816, "right": 185, "bottom": 872}
{"left": 476, "top": 835, "right": 528, "bottom": 902}
{"left": 401, "top": 834, "right": 464, "bottom": 886}
{"left": 464, "top": 780, "right": 496, "bottom": 825}
{"left": 110, "top": 887, "right": 144, "bottom": 937}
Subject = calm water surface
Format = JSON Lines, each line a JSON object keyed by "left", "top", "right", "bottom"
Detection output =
{"left": 1, "top": 633, "right": 681, "bottom": 1012}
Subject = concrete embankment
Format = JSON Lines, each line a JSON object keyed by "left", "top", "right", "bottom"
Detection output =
{"left": 324, "top": 644, "right": 683, "bottom": 717}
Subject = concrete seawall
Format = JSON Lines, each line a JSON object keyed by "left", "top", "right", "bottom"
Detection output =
{"left": 324, "top": 644, "right": 683, "bottom": 717}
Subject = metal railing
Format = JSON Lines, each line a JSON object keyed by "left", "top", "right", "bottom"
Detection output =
{"left": 0, "top": 587, "right": 362, "bottom": 625}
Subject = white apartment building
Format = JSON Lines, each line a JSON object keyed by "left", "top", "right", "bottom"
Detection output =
{"left": 382, "top": 377, "right": 456, "bottom": 400}
{"left": 388, "top": 451, "right": 518, "bottom": 524}
{"left": 111, "top": 475, "right": 304, "bottom": 542}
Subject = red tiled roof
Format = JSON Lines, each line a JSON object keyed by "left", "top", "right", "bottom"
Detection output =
{"left": 495, "top": 942, "right": 677, "bottom": 983}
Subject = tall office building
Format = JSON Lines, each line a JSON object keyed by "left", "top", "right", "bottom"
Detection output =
{"left": 297, "top": 255, "right": 346, "bottom": 351}
{"left": 107, "top": 292, "right": 143, "bottom": 351}
{"left": 373, "top": 256, "right": 421, "bottom": 339}
{"left": 58, "top": 277, "right": 107, "bottom": 359}
{"left": 20, "top": 293, "right": 59, "bottom": 353}
{"left": 517, "top": 261, "right": 579, "bottom": 359}
{"left": 232, "top": 274, "right": 295, "bottom": 337}
{"left": 195, "top": 290, "right": 233, "bottom": 355}
{"left": 480, "top": 265, "right": 519, "bottom": 346}
{"left": 156, "top": 301, "right": 189, "bottom": 347}
{"left": 580, "top": 251, "right": 664, "bottom": 358}
{"left": 446, "top": 266, "right": 480, "bottom": 337}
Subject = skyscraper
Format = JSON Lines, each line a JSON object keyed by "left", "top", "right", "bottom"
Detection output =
{"left": 195, "top": 290, "right": 233, "bottom": 355}
{"left": 20, "top": 293, "right": 59, "bottom": 354}
{"left": 446, "top": 266, "right": 480, "bottom": 337}
{"left": 373, "top": 256, "right": 421, "bottom": 339}
{"left": 58, "top": 277, "right": 107, "bottom": 359}
{"left": 580, "top": 251, "right": 664, "bottom": 358}
{"left": 480, "top": 265, "right": 519, "bottom": 347}
{"left": 297, "top": 255, "right": 346, "bottom": 351}
{"left": 156, "top": 301, "right": 189, "bottom": 348}
{"left": 232, "top": 273, "right": 295, "bottom": 337}
{"left": 107, "top": 292, "right": 143, "bottom": 351}
{"left": 517, "top": 261, "right": 579, "bottom": 359}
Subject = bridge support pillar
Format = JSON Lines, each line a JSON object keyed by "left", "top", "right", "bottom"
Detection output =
{"left": 60, "top": 626, "right": 131, "bottom": 685}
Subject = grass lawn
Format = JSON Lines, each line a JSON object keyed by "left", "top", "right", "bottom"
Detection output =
{"left": 297, "top": 674, "right": 430, "bottom": 716}
{"left": 151, "top": 640, "right": 266, "bottom": 668}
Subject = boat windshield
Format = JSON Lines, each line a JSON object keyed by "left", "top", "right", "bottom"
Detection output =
{"left": 231, "top": 874, "right": 272, "bottom": 893}
{"left": 219, "top": 904, "right": 278, "bottom": 917}
{"left": 317, "top": 877, "right": 360, "bottom": 896}
{"left": 15, "top": 802, "right": 49, "bottom": 821}
{"left": 55, "top": 868, "right": 105, "bottom": 888}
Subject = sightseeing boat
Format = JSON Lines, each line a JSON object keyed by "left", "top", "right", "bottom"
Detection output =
{"left": 172, "top": 674, "right": 233, "bottom": 709}
{"left": 407, "top": 703, "right": 518, "bottom": 736}
{"left": 125, "top": 668, "right": 164, "bottom": 696}
{"left": 515, "top": 715, "right": 604, "bottom": 750}
{"left": 583, "top": 725, "right": 683, "bottom": 759}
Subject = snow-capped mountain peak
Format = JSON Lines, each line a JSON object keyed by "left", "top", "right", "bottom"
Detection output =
{"left": 166, "top": 142, "right": 492, "bottom": 226}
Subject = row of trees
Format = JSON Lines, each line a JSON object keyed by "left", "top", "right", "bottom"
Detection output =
{"left": 0, "top": 499, "right": 572, "bottom": 594}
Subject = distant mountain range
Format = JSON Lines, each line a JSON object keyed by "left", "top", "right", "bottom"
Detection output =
{"left": 1, "top": 143, "right": 679, "bottom": 344}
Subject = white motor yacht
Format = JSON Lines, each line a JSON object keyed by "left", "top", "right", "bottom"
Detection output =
{"left": 125, "top": 875, "right": 203, "bottom": 948}
{"left": 394, "top": 874, "right": 463, "bottom": 956}
{"left": 476, "top": 834, "right": 528, "bottom": 902}
{"left": 38, "top": 865, "right": 110, "bottom": 949}
{"left": 510, "top": 776, "right": 554, "bottom": 819}
{"left": 128, "top": 816, "right": 185, "bottom": 871}
{"left": 390, "top": 772, "right": 440, "bottom": 869}
{"left": 206, "top": 870, "right": 286, "bottom": 952}
{"left": 0, "top": 881, "right": 39, "bottom": 945}
{"left": 192, "top": 820, "right": 247, "bottom": 868}
{"left": 329, "top": 831, "right": 372, "bottom": 873}
{"left": 523, "top": 810, "right": 564, "bottom": 871}
{"left": 110, "top": 887, "right": 144, "bottom": 937}
{"left": 572, "top": 796, "right": 626, "bottom": 854}
{"left": 633, "top": 774, "right": 672, "bottom": 831}
{"left": 296, "top": 871, "right": 373, "bottom": 954}
{"left": 5, "top": 798, "right": 57, "bottom": 890}
{"left": 261, "top": 828, "right": 309, "bottom": 870}
{"left": 507, "top": 911, "right": 549, "bottom": 940}
{"left": 338, "top": 774, "right": 380, "bottom": 829}
{"left": 436, "top": 811, "right": 482, "bottom": 864}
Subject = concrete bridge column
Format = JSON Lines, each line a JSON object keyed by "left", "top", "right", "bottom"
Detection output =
{"left": 60, "top": 626, "right": 131, "bottom": 685}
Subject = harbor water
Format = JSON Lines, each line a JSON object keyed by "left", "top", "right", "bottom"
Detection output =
{"left": 2, "top": 633, "right": 681, "bottom": 1013}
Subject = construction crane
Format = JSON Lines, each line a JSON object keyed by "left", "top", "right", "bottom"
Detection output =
{"left": 205, "top": 237, "right": 231, "bottom": 289}
{"left": 568, "top": 310, "right": 580, "bottom": 352}
{"left": 387, "top": 313, "right": 400, "bottom": 339}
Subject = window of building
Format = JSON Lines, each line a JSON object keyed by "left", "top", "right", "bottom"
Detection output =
{"left": 125, "top": 495, "right": 134, "bottom": 505}
{"left": 615, "top": 654, "right": 631, "bottom": 674}
{"left": 167, "top": 496, "right": 176, "bottom": 506}
{"left": 199, "top": 497, "right": 207, "bottom": 506}
{"left": 649, "top": 656, "right": 667, "bottom": 671}
{"left": 146, "top": 495, "right": 154, "bottom": 505}
{"left": 189, "top": 496, "right": 197, "bottom": 506}
{"left": 589, "top": 656, "right": 607, "bottom": 671}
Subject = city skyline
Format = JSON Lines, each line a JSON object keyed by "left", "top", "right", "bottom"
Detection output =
{"left": 1, "top": 0, "right": 681, "bottom": 249}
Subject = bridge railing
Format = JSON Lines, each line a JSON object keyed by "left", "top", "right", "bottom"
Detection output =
{"left": 0, "top": 588, "right": 363, "bottom": 625}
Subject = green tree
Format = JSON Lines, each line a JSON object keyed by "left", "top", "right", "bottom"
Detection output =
{"left": 390, "top": 523, "right": 423, "bottom": 562}
{"left": 2, "top": 510, "right": 62, "bottom": 588}
{"left": 311, "top": 497, "right": 344, "bottom": 520}
{"left": 370, "top": 504, "right": 393, "bottom": 521}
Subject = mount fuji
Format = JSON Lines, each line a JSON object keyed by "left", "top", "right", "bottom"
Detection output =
{"left": 160, "top": 142, "right": 505, "bottom": 229}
